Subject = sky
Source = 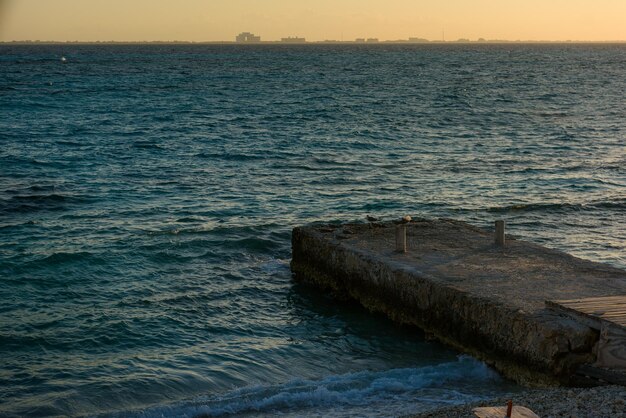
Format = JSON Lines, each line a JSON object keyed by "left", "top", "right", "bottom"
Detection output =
{"left": 1, "top": 0, "right": 625, "bottom": 42}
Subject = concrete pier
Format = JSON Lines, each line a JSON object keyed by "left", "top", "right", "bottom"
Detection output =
{"left": 291, "top": 218, "right": 626, "bottom": 385}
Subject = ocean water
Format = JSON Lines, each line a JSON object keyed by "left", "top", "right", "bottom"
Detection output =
{"left": 0, "top": 44, "right": 625, "bottom": 417}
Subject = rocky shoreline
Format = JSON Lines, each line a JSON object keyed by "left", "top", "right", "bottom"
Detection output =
{"left": 410, "top": 386, "right": 625, "bottom": 418}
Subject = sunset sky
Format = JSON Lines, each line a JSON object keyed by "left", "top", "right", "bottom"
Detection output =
{"left": 1, "top": 0, "right": 625, "bottom": 42}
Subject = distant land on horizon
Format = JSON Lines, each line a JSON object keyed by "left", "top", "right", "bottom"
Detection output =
{"left": 2, "top": 39, "right": 626, "bottom": 45}
{"left": 5, "top": 1, "right": 624, "bottom": 46}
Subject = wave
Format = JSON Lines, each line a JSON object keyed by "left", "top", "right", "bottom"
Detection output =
{"left": 2, "top": 251, "right": 107, "bottom": 277}
{"left": 140, "top": 236, "right": 286, "bottom": 262}
{"left": 132, "top": 141, "right": 164, "bottom": 150}
{"left": 195, "top": 152, "right": 266, "bottom": 162}
{"left": 36, "top": 251, "right": 105, "bottom": 266}
{"left": 486, "top": 198, "right": 626, "bottom": 213}
{"left": 487, "top": 202, "right": 582, "bottom": 213}
{"left": 0, "top": 193, "right": 68, "bottom": 214}
{"left": 143, "top": 222, "right": 288, "bottom": 238}
{"left": 111, "top": 356, "right": 501, "bottom": 418}
{"left": 0, "top": 192, "right": 92, "bottom": 215}
{"left": 3, "top": 184, "right": 57, "bottom": 194}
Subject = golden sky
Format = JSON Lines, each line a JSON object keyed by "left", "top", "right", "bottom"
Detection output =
{"left": 1, "top": 0, "right": 625, "bottom": 42}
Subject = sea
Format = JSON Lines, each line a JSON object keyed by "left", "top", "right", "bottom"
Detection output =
{"left": 1, "top": 43, "right": 625, "bottom": 417}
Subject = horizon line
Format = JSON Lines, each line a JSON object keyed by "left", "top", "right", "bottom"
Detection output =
{"left": 3, "top": 39, "right": 626, "bottom": 45}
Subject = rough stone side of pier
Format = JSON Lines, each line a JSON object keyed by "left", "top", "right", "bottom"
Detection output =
{"left": 291, "top": 226, "right": 597, "bottom": 386}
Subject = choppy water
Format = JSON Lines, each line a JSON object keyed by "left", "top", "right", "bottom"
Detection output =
{"left": 1, "top": 44, "right": 625, "bottom": 417}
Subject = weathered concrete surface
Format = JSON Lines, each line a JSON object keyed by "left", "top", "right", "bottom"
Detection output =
{"left": 290, "top": 218, "right": 626, "bottom": 386}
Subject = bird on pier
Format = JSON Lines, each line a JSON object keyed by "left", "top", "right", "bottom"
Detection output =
{"left": 366, "top": 215, "right": 379, "bottom": 223}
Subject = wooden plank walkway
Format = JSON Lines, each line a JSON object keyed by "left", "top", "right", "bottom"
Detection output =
{"left": 546, "top": 295, "right": 626, "bottom": 329}
{"left": 547, "top": 295, "right": 626, "bottom": 370}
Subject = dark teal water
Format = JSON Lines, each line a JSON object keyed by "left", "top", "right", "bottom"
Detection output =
{"left": 1, "top": 44, "right": 625, "bottom": 417}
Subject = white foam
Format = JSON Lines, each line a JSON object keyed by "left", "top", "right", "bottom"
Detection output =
{"left": 113, "top": 356, "right": 504, "bottom": 418}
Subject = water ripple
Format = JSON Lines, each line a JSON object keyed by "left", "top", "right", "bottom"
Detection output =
{"left": 0, "top": 43, "right": 625, "bottom": 417}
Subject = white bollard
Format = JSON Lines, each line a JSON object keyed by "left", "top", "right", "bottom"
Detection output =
{"left": 395, "top": 225, "right": 407, "bottom": 253}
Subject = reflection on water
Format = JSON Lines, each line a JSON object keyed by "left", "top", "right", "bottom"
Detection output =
{"left": 0, "top": 43, "right": 624, "bottom": 416}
